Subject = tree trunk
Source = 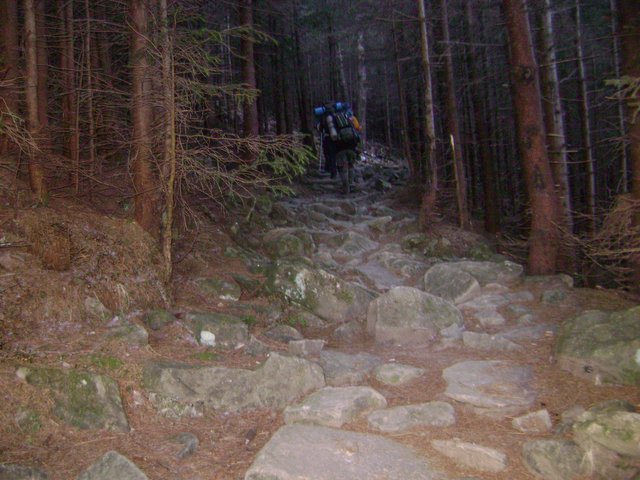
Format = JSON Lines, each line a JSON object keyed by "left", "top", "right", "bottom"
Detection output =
{"left": 610, "top": 0, "right": 628, "bottom": 193}
{"left": 417, "top": 0, "right": 438, "bottom": 226}
{"left": 441, "top": 0, "right": 469, "bottom": 228}
{"left": 130, "top": 0, "right": 158, "bottom": 235}
{"left": 0, "top": 0, "right": 20, "bottom": 156}
{"left": 24, "top": 0, "right": 48, "bottom": 202}
{"left": 618, "top": 0, "right": 640, "bottom": 284}
{"left": 465, "top": 0, "right": 499, "bottom": 234}
{"left": 535, "top": 0, "right": 574, "bottom": 269}
{"left": 160, "top": 0, "right": 176, "bottom": 280}
{"left": 59, "top": 0, "right": 80, "bottom": 192}
{"left": 85, "top": 0, "right": 97, "bottom": 192}
{"left": 35, "top": 0, "right": 50, "bottom": 150}
{"left": 240, "top": 0, "right": 259, "bottom": 139}
{"left": 392, "top": 10, "right": 414, "bottom": 176}
{"left": 293, "top": 0, "right": 312, "bottom": 147}
{"left": 575, "top": 0, "right": 596, "bottom": 234}
{"left": 356, "top": 31, "right": 367, "bottom": 145}
{"left": 502, "top": 0, "right": 560, "bottom": 274}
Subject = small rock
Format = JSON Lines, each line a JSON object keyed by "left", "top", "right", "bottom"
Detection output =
{"left": 332, "top": 320, "right": 363, "bottom": 341}
{"left": 319, "top": 350, "right": 383, "bottom": 386}
{"left": 0, "top": 464, "right": 47, "bottom": 480}
{"left": 512, "top": 409, "right": 552, "bottom": 433}
{"left": 246, "top": 335, "right": 271, "bottom": 356}
{"left": 373, "top": 363, "right": 425, "bottom": 386}
{"left": 142, "top": 309, "right": 176, "bottom": 331}
{"left": 541, "top": 290, "right": 567, "bottom": 304}
{"left": 197, "top": 277, "right": 242, "bottom": 301}
{"left": 462, "top": 331, "right": 522, "bottom": 352}
{"left": 199, "top": 331, "right": 216, "bottom": 347}
{"left": 170, "top": 432, "right": 199, "bottom": 459}
{"left": 76, "top": 451, "right": 147, "bottom": 480}
{"left": 264, "top": 325, "right": 303, "bottom": 343}
{"left": 288, "top": 339, "right": 325, "bottom": 357}
{"left": 431, "top": 438, "right": 507, "bottom": 473}
{"left": 84, "top": 297, "right": 111, "bottom": 320}
{"left": 368, "top": 402, "right": 456, "bottom": 432}
{"left": 107, "top": 323, "right": 148, "bottom": 347}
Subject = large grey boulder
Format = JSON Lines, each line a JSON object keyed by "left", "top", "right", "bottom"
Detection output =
{"left": 445, "top": 260, "right": 523, "bottom": 286}
{"left": 284, "top": 386, "right": 387, "bottom": 427}
{"left": 368, "top": 402, "right": 456, "bottom": 433}
{"left": 442, "top": 360, "right": 536, "bottom": 416}
{"left": 318, "top": 350, "right": 383, "bottom": 386}
{"left": 183, "top": 312, "right": 249, "bottom": 348}
{"left": 0, "top": 464, "right": 47, "bottom": 480}
{"left": 555, "top": 306, "right": 640, "bottom": 385}
{"left": 522, "top": 440, "right": 587, "bottom": 480}
{"left": 16, "top": 367, "right": 129, "bottom": 432}
{"left": 423, "top": 263, "right": 480, "bottom": 304}
{"left": 265, "top": 259, "right": 376, "bottom": 322}
{"left": 244, "top": 424, "right": 442, "bottom": 480}
{"left": 367, "top": 286, "right": 463, "bottom": 344}
{"left": 77, "top": 451, "right": 147, "bottom": 480}
{"left": 143, "top": 353, "right": 325, "bottom": 415}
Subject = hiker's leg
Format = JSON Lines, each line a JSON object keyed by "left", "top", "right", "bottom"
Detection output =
{"left": 336, "top": 150, "right": 349, "bottom": 193}
{"left": 325, "top": 140, "right": 338, "bottom": 178}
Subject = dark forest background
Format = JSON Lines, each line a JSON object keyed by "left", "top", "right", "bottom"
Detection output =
{"left": 0, "top": 0, "right": 639, "bottom": 288}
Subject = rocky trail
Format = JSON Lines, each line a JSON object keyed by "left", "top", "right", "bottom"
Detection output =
{"left": 2, "top": 164, "right": 640, "bottom": 480}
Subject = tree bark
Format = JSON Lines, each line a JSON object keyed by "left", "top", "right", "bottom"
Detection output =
{"left": 465, "top": 0, "right": 499, "bottom": 234}
{"left": 130, "top": 0, "right": 158, "bottom": 235}
{"left": 0, "top": 0, "right": 20, "bottom": 156}
{"left": 440, "top": 0, "right": 469, "bottom": 228}
{"left": 618, "top": 0, "right": 640, "bottom": 284}
{"left": 575, "top": 0, "right": 596, "bottom": 234}
{"left": 85, "top": 0, "right": 97, "bottom": 192}
{"left": 35, "top": 0, "right": 50, "bottom": 150}
{"left": 502, "top": 0, "right": 560, "bottom": 274}
{"left": 610, "top": 0, "right": 628, "bottom": 193}
{"left": 535, "top": 0, "right": 574, "bottom": 269}
{"left": 240, "top": 0, "right": 259, "bottom": 139}
{"left": 24, "top": 0, "right": 48, "bottom": 202}
{"left": 293, "top": 0, "right": 312, "bottom": 147}
{"left": 417, "top": 0, "right": 438, "bottom": 226}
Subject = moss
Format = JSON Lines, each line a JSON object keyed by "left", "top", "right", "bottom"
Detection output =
{"left": 192, "top": 351, "right": 219, "bottom": 362}
{"left": 90, "top": 355, "right": 123, "bottom": 371}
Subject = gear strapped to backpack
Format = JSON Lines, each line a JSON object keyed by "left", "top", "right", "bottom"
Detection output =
{"left": 315, "top": 102, "right": 360, "bottom": 149}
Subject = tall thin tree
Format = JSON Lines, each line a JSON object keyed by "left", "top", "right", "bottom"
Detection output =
{"left": 240, "top": 0, "right": 259, "bottom": 139}
{"left": 502, "top": 0, "right": 560, "bottom": 274}
{"left": 0, "top": 0, "right": 20, "bottom": 156}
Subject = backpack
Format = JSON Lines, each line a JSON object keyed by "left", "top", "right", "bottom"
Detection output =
{"left": 322, "top": 107, "right": 359, "bottom": 149}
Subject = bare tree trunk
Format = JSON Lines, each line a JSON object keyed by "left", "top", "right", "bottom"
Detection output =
{"left": 417, "top": 0, "right": 438, "bottom": 226}
{"left": 535, "top": 0, "right": 574, "bottom": 269}
{"left": 85, "top": 0, "right": 97, "bottom": 192}
{"left": 0, "top": 0, "right": 20, "bottom": 156}
{"left": 619, "top": 0, "right": 640, "bottom": 285}
{"left": 59, "top": 0, "right": 80, "bottom": 192}
{"left": 356, "top": 31, "right": 367, "bottom": 145}
{"left": 160, "top": 0, "right": 176, "bottom": 280}
{"left": 503, "top": 0, "right": 560, "bottom": 274}
{"left": 35, "top": 0, "right": 50, "bottom": 150}
{"left": 575, "top": 0, "right": 596, "bottom": 233}
{"left": 130, "top": 0, "right": 158, "bottom": 235}
{"left": 392, "top": 10, "right": 414, "bottom": 176}
{"left": 440, "top": 0, "right": 469, "bottom": 228}
{"left": 240, "top": 0, "right": 259, "bottom": 139}
{"left": 465, "top": 0, "right": 499, "bottom": 234}
{"left": 293, "top": 0, "right": 312, "bottom": 147}
{"left": 24, "top": 0, "right": 47, "bottom": 202}
{"left": 610, "top": 0, "right": 629, "bottom": 193}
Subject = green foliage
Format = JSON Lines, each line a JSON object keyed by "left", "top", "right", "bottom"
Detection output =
{"left": 90, "top": 355, "right": 124, "bottom": 371}
{"left": 241, "top": 315, "right": 257, "bottom": 327}
{"left": 192, "top": 351, "right": 219, "bottom": 362}
{"left": 285, "top": 314, "right": 308, "bottom": 329}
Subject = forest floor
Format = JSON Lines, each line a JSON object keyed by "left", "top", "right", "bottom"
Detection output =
{"left": 0, "top": 162, "right": 639, "bottom": 480}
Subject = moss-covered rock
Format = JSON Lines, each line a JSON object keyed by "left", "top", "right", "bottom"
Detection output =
{"left": 196, "top": 277, "right": 242, "bottom": 302}
{"left": 142, "top": 309, "right": 176, "bottom": 331}
{"left": 16, "top": 367, "right": 129, "bottom": 432}
{"left": 183, "top": 312, "right": 249, "bottom": 348}
{"left": 555, "top": 306, "right": 640, "bottom": 385}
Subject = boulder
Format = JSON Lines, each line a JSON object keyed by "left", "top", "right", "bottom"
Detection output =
{"left": 368, "top": 402, "right": 456, "bottom": 432}
{"left": 0, "top": 464, "right": 47, "bottom": 480}
{"left": 283, "top": 386, "right": 386, "bottom": 428}
{"left": 16, "top": 367, "right": 129, "bottom": 432}
{"left": 367, "top": 287, "right": 463, "bottom": 344}
{"left": 522, "top": 440, "right": 587, "bottom": 480}
{"left": 244, "top": 424, "right": 442, "bottom": 480}
{"left": 76, "top": 451, "right": 147, "bottom": 480}
{"left": 263, "top": 228, "right": 315, "bottom": 259}
{"left": 318, "top": 350, "right": 383, "bottom": 386}
{"left": 143, "top": 309, "right": 177, "bottom": 331}
{"left": 143, "top": 353, "right": 324, "bottom": 415}
{"left": 447, "top": 260, "right": 523, "bottom": 286}
{"left": 183, "top": 312, "right": 249, "bottom": 348}
{"left": 555, "top": 306, "right": 640, "bottom": 385}
{"left": 423, "top": 263, "right": 481, "bottom": 304}
{"left": 431, "top": 438, "right": 507, "bottom": 473}
{"left": 512, "top": 409, "right": 553, "bottom": 433}
{"left": 265, "top": 259, "right": 376, "bottom": 323}
{"left": 196, "top": 277, "right": 242, "bottom": 301}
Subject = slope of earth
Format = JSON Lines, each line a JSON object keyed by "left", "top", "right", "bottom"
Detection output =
{"left": 1, "top": 163, "right": 639, "bottom": 480}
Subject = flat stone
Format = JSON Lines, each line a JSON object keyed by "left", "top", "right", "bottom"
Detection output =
{"left": 373, "top": 363, "right": 425, "bottom": 386}
{"left": 469, "top": 309, "right": 506, "bottom": 327}
{"left": 106, "top": 323, "right": 148, "bottom": 347}
{"left": 356, "top": 262, "right": 404, "bottom": 291}
{"left": 244, "top": 424, "right": 442, "bottom": 480}
{"left": 462, "top": 331, "right": 522, "bottom": 352}
{"left": 0, "top": 464, "right": 47, "bottom": 480}
{"left": 264, "top": 325, "right": 303, "bottom": 343}
{"left": 143, "top": 353, "right": 324, "bottom": 415}
{"left": 431, "top": 438, "right": 507, "bottom": 473}
{"left": 284, "top": 386, "right": 386, "bottom": 428}
{"left": 512, "top": 409, "right": 552, "bottom": 433}
{"left": 522, "top": 440, "right": 587, "bottom": 480}
{"left": 446, "top": 260, "right": 523, "bottom": 286}
{"left": 332, "top": 320, "right": 363, "bottom": 341}
{"left": 368, "top": 402, "right": 456, "bottom": 432}
{"left": 319, "top": 350, "right": 383, "bottom": 386}
{"left": 288, "top": 339, "right": 325, "bottom": 356}
{"left": 459, "top": 294, "right": 509, "bottom": 311}
{"left": 367, "top": 286, "right": 463, "bottom": 345}
{"left": 442, "top": 360, "right": 536, "bottom": 416}
{"left": 184, "top": 312, "right": 249, "bottom": 348}
{"left": 76, "top": 451, "right": 147, "bottom": 480}
{"left": 196, "top": 277, "right": 242, "bottom": 301}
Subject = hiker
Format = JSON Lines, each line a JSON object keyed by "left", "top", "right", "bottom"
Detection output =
{"left": 315, "top": 101, "right": 361, "bottom": 193}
